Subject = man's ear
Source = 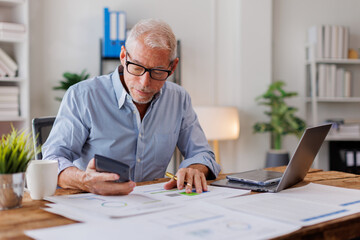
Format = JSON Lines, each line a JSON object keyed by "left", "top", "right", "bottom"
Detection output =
{"left": 119, "top": 46, "right": 126, "bottom": 66}
{"left": 170, "top": 58, "right": 179, "bottom": 75}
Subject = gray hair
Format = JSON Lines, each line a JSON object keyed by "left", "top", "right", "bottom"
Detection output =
{"left": 125, "top": 19, "right": 177, "bottom": 61}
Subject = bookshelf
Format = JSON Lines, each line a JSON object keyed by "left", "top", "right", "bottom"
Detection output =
{"left": 0, "top": 0, "right": 29, "bottom": 135}
{"left": 305, "top": 49, "right": 360, "bottom": 130}
{"left": 306, "top": 41, "right": 360, "bottom": 171}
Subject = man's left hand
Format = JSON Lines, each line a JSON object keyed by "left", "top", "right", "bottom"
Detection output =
{"left": 163, "top": 164, "right": 209, "bottom": 193}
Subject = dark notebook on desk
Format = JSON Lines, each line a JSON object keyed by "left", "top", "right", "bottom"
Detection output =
{"left": 211, "top": 124, "right": 332, "bottom": 193}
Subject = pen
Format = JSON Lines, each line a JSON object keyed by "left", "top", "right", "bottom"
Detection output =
{"left": 165, "top": 172, "right": 192, "bottom": 188}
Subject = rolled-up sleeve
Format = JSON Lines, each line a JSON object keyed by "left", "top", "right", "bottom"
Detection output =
{"left": 177, "top": 93, "right": 221, "bottom": 179}
{"left": 42, "top": 85, "right": 90, "bottom": 174}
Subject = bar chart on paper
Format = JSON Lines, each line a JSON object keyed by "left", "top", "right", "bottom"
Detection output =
{"left": 132, "top": 183, "right": 250, "bottom": 203}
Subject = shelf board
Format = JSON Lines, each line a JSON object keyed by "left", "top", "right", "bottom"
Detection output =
{"left": 0, "top": 0, "right": 24, "bottom": 7}
{"left": 0, "top": 77, "right": 24, "bottom": 82}
{"left": 306, "top": 97, "right": 360, "bottom": 103}
{"left": 0, "top": 116, "right": 25, "bottom": 122}
{"left": 0, "top": 35, "right": 26, "bottom": 43}
{"left": 325, "top": 135, "right": 360, "bottom": 141}
{"left": 306, "top": 59, "right": 360, "bottom": 65}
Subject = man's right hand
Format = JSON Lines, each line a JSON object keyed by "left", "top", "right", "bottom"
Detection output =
{"left": 58, "top": 158, "right": 136, "bottom": 196}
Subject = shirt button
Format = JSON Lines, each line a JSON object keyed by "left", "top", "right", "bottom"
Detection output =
{"left": 139, "top": 133, "right": 142, "bottom": 137}
{"left": 137, "top": 158, "right": 141, "bottom": 163}
{"left": 133, "top": 110, "right": 136, "bottom": 114}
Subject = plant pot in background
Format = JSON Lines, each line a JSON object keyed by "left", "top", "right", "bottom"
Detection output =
{"left": 0, "top": 172, "right": 25, "bottom": 210}
{"left": 265, "top": 149, "right": 290, "bottom": 167}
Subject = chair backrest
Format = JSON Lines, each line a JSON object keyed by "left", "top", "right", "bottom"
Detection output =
{"left": 32, "top": 117, "right": 56, "bottom": 160}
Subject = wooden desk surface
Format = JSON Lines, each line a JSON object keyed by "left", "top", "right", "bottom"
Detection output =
{"left": 1, "top": 167, "right": 359, "bottom": 240}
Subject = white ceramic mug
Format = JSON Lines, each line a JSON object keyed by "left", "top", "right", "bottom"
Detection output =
{"left": 26, "top": 160, "right": 58, "bottom": 200}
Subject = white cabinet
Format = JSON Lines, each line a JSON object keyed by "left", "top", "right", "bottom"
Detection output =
{"left": 0, "top": 0, "right": 29, "bottom": 134}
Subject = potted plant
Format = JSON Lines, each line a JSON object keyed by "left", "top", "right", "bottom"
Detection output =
{"left": 0, "top": 127, "right": 36, "bottom": 210}
{"left": 253, "top": 81, "right": 306, "bottom": 167}
{"left": 53, "top": 69, "right": 90, "bottom": 101}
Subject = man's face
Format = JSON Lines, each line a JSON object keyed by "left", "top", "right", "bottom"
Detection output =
{"left": 120, "top": 39, "right": 176, "bottom": 104}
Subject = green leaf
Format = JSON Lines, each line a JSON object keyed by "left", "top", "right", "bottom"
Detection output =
{"left": 53, "top": 69, "right": 91, "bottom": 101}
{"left": 253, "top": 80, "right": 306, "bottom": 148}
{"left": 0, "top": 126, "right": 36, "bottom": 174}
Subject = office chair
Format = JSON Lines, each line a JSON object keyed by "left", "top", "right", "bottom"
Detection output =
{"left": 32, "top": 116, "right": 56, "bottom": 160}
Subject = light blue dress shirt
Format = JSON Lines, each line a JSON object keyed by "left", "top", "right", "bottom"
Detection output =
{"left": 42, "top": 66, "right": 220, "bottom": 182}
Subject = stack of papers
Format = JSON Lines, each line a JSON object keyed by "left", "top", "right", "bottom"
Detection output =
{"left": 43, "top": 183, "right": 250, "bottom": 220}
{"left": 213, "top": 183, "right": 360, "bottom": 227}
{"left": 26, "top": 183, "right": 360, "bottom": 240}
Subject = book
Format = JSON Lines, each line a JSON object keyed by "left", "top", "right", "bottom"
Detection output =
{"left": 324, "top": 25, "right": 332, "bottom": 59}
{"left": 343, "top": 27, "right": 349, "bottom": 59}
{"left": 318, "top": 64, "right": 326, "bottom": 97}
{"left": 344, "top": 71, "right": 351, "bottom": 97}
{"left": 0, "top": 86, "right": 19, "bottom": 94}
{"left": 335, "top": 68, "right": 344, "bottom": 97}
{"left": 328, "top": 122, "right": 360, "bottom": 138}
{"left": 329, "top": 64, "right": 336, "bottom": 97}
{"left": 0, "top": 109, "right": 18, "bottom": 117}
{"left": 344, "top": 119, "right": 360, "bottom": 124}
{"left": 308, "top": 25, "right": 324, "bottom": 59}
{"left": 326, "top": 64, "right": 332, "bottom": 97}
{"left": 0, "top": 102, "right": 18, "bottom": 108}
{"left": 330, "top": 25, "right": 339, "bottom": 59}
{"left": 339, "top": 124, "right": 360, "bottom": 135}
{"left": 0, "top": 62, "right": 6, "bottom": 77}
{"left": 0, "top": 59, "right": 15, "bottom": 77}
{"left": 337, "top": 26, "right": 344, "bottom": 59}
{"left": 0, "top": 48, "right": 18, "bottom": 73}
{"left": 0, "top": 30, "right": 26, "bottom": 41}
{"left": 0, "top": 94, "right": 18, "bottom": 102}
{"left": 0, "top": 22, "right": 25, "bottom": 32}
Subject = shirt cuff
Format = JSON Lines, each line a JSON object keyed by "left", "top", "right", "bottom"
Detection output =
{"left": 179, "top": 153, "right": 221, "bottom": 179}
{"left": 43, "top": 156, "right": 76, "bottom": 175}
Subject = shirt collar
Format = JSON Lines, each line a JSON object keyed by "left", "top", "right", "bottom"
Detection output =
{"left": 111, "top": 65, "right": 165, "bottom": 109}
{"left": 111, "top": 65, "right": 127, "bottom": 109}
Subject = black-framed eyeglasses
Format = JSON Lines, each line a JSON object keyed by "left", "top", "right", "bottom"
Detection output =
{"left": 125, "top": 53, "right": 172, "bottom": 81}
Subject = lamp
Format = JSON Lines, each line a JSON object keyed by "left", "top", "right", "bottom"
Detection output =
{"left": 194, "top": 106, "right": 240, "bottom": 167}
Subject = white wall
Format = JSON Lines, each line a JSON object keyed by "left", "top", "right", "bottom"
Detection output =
{"left": 216, "top": 1, "right": 272, "bottom": 172}
{"left": 29, "top": 0, "right": 273, "bottom": 173}
{"left": 273, "top": 0, "right": 360, "bottom": 170}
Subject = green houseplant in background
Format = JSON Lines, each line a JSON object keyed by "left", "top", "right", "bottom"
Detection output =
{"left": 53, "top": 69, "right": 90, "bottom": 101}
{"left": 253, "top": 81, "right": 306, "bottom": 167}
{"left": 0, "top": 127, "right": 37, "bottom": 210}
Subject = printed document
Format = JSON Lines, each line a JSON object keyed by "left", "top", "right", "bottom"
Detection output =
{"left": 44, "top": 183, "right": 249, "bottom": 219}
{"left": 26, "top": 202, "right": 300, "bottom": 240}
{"left": 213, "top": 183, "right": 360, "bottom": 226}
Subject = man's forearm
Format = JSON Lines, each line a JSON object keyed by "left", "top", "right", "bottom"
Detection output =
{"left": 58, "top": 166, "right": 85, "bottom": 191}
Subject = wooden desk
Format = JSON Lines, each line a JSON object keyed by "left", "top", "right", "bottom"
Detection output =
{"left": 1, "top": 168, "right": 359, "bottom": 240}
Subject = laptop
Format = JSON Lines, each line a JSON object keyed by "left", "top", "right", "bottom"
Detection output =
{"left": 211, "top": 123, "right": 332, "bottom": 193}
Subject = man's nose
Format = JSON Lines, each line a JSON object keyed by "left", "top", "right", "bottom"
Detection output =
{"left": 139, "top": 71, "right": 152, "bottom": 87}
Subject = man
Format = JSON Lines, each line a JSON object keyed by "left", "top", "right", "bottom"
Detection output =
{"left": 43, "top": 19, "right": 220, "bottom": 196}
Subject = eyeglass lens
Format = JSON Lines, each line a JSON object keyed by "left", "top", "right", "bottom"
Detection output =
{"left": 127, "top": 63, "right": 169, "bottom": 80}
